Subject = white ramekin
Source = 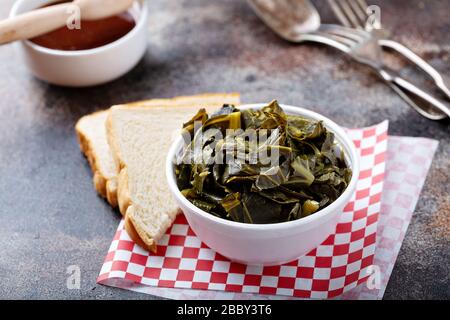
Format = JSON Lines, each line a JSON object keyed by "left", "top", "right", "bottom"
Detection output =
{"left": 166, "top": 104, "right": 360, "bottom": 266}
{"left": 9, "top": 0, "right": 148, "bottom": 87}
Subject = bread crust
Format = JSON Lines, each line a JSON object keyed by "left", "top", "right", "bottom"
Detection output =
{"left": 117, "top": 167, "right": 131, "bottom": 217}
{"left": 76, "top": 114, "right": 118, "bottom": 207}
{"left": 122, "top": 93, "right": 240, "bottom": 108}
{"left": 106, "top": 180, "right": 118, "bottom": 208}
{"left": 125, "top": 211, "right": 157, "bottom": 253}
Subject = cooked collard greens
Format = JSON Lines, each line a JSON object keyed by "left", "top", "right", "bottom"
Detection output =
{"left": 175, "top": 100, "right": 352, "bottom": 224}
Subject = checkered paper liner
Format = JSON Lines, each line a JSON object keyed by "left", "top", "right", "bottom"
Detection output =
{"left": 340, "top": 136, "right": 438, "bottom": 299}
{"left": 98, "top": 121, "right": 390, "bottom": 299}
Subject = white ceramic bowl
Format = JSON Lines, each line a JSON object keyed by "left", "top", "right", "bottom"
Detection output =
{"left": 10, "top": 0, "right": 148, "bottom": 87}
{"left": 166, "top": 104, "right": 360, "bottom": 266}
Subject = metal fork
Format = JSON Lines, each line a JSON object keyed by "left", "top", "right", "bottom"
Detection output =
{"left": 308, "top": 25, "right": 450, "bottom": 120}
{"left": 328, "top": 0, "right": 450, "bottom": 101}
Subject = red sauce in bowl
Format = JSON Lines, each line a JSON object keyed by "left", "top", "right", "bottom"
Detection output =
{"left": 30, "top": 1, "right": 136, "bottom": 51}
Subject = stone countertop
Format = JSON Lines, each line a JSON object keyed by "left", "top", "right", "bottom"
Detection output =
{"left": 0, "top": 0, "right": 448, "bottom": 300}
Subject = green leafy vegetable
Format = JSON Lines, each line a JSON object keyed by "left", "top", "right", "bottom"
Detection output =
{"left": 175, "top": 100, "right": 352, "bottom": 224}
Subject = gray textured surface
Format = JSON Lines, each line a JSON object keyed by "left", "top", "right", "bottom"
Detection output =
{"left": 0, "top": 0, "right": 448, "bottom": 300}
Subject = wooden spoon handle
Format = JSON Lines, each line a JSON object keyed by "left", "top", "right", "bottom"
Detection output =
{"left": 0, "top": 3, "right": 72, "bottom": 45}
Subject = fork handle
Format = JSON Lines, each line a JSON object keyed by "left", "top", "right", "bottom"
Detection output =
{"left": 379, "top": 39, "right": 450, "bottom": 101}
{"left": 379, "top": 69, "right": 450, "bottom": 120}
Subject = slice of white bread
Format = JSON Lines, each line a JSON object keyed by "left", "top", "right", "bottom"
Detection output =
{"left": 76, "top": 110, "right": 119, "bottom": 207}
{"left": 78, "top": 93, "right": 240, "bottom": 253}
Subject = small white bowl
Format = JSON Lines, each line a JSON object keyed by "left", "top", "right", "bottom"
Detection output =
{"left": 10, "top": 0, "right": 148, "bottom": 87}
{"left": 166, "top": 104, "right": 360, "bottom": 266}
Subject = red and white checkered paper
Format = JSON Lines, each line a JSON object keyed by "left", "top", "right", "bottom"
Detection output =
{"left": 340, "top": 136, "right": 438, "bottom": 300}
{"left": 98, "top": 121, "right": 390, "bottom": 299}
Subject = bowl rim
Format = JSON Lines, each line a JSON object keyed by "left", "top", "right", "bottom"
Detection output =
{"left": 166, "top": 103, "right": 360, "bottom": 231}
{"left": 9, "top": 0, "right": 148, "bottom": 56}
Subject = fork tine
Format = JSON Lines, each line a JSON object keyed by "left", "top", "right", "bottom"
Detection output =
{"left": 356, "top": 0, "right": 369, "bottom": 13}
{"left": 320, "top": 25, "right": 369, "bottom": 44}
{"left": 328, "top": 0, "right": 352, "bottom": 28}
{"left": 314, "top": 31, "right": 358, "bottom": 48}
{"left": 345, "top": 0, "right": 368, "bottom": 27}
{"left": 311, "top": 31, "right": 357, "bottom": 53}
{"left": 337, "top": 0, "right": 362, "bottom": 29}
